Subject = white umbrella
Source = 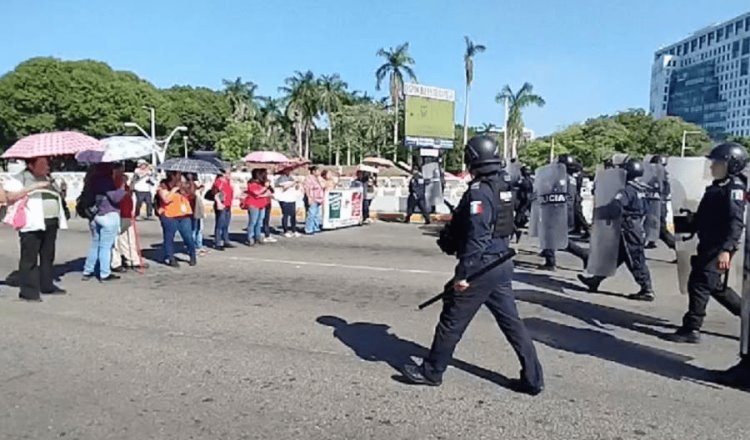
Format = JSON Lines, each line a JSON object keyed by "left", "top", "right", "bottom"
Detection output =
{"left": 357, "top": 164, "right": 379, "bottom": 174}
{"left": 75, "top": 136, "right": 157, "bottom": 163}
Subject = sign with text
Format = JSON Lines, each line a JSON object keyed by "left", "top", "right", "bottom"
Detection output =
{"left": 404, "top": 83, "right": 455, "bottom": 150}
{"left": 322, "top": 189, "right": 363, "bottom": 229}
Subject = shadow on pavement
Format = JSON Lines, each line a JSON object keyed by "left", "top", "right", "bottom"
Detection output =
{"left": 515, "top": 288, "right": 738, "bottom": 342}
{"left": 524, "top": 317, "right": 716, "bottom": 383}
{"left": 513, "top": 271, "right": 589, "bottom": 294}
{"left": 4, "top": 257, "right": 86, "bottom": 287}
{"left": 316, "top": 315, "right": 517, "bottom": 390}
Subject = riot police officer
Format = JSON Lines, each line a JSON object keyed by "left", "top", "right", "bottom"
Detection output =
{"left": 578, "top": 159, "right": 655, "bottom": 301}
{"left": 404, "top": 170, "right": 430, "bottom": 224}
{"left": 513, "top": 165, "right": 533, "bottom": 241}
{"left": 540, "top": 154, "right": 589, "bottom": 270}
{"left": 645, "top": 155, "right": 675, "bottom": 250}
{"left": 401, "top": 135, "right": 544, "bottom": 395}
{"left": 665, "top": 143, "right": 748, "bottom": 344}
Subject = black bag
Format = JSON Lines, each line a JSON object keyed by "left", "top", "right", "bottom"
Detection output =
{"left": 75, "top": 191, "right": 99, "bottom": 220}
{"left": 204, "top": 187, "right": 216, "bottom": 202}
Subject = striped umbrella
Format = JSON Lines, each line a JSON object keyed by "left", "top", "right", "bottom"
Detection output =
{"left": 2, "top": 131, "right": 103, "bottom": 159}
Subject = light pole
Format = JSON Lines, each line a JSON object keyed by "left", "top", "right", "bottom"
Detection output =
{"left": 681, "top": 130, "right": 702, "bottom": 157}
{"left": 503, "top": 96, "right": 509, "bottom": 160}
{"left": 124, "top": 107, "right": 187, "bottom": 165}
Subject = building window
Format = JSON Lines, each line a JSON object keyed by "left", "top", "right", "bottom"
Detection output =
{"left": 734, "top": 41, "right": 741, "bottom": 58}
{"left": 737, "top": 21, "right": 744, "bottom": 33}
{"left": 718, "top": 28, "right": 724, "bottom": 42}
{"left": 700, "top": 35, "right": 706, "bottom": 49}
{"left": 746, "top": 17, "right": 750, "bottom": 31}
{"left": 743, "top": 37, "right": 750, "bottom": 55}
{"left": 708, "top": 32, "right": 715, "bottom": 45}
{"left": 742, "top": 59, "right": 749, "bottom": 77}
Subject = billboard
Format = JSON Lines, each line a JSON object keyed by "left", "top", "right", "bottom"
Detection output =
{"left": 404, "top": 83, "right": 455, "bottom": 149}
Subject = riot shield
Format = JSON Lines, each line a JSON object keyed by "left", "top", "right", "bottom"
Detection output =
{"left": 567, "top": 174, "right": 577, "bottom": 230}
{"left": 611, "top": 153, "right": 630, "bottom": 167}
{"left": 668, "top": 157, "right": 713, "bottom": 294}
{"left": 506, "top": 161, "right": 522, "bottom": 186}
{"left": 533, "top": 163, "right": 569, "bottom": 250}
{"left": 742, "top": 199, "right": 750, "bottom": 357}
{"left": 638, "top": 163, "right": 662, "bottom": 242}
{"left": 586, "top": 168, "right": 627, "bottom": 277}
{"left": 528, "top": 195, "right": 539, "bottom": 238}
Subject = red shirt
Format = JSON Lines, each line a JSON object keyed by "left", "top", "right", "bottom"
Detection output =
{"left": 213, "top": 176, "right": 234, "bottom": 208}
{"left": 243, "top": 182, "right": 271, "bottom": 209}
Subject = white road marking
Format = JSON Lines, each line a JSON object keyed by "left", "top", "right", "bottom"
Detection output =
{"left": 229, "top": 256, "right": 447, "bottom": 275}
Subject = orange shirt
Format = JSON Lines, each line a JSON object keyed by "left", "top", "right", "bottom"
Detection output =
{"left": 160, "top": 190, "right": 193, "bottom": 218}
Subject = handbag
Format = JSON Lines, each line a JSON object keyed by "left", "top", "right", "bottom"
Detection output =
{"left": 2, "top": 196, "right": 28, "bottom": 230}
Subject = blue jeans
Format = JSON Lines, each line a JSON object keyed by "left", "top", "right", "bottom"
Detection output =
{"left": 214, "top": 209, "right": 231, "bottom": 247}
{"left": 192, "top": 218, "right": 203, "bottom": 249}
{"left": 246, "top": 207, "right": 265, "bottom": 244}
{"left": 83, "top": 212, "right": 120, "bottom": 278}
{"left": 305, "top": 202, "right": 321, "bottom": 234}
{"left": 162, "top": 216, "right": 196, "bottom": 262}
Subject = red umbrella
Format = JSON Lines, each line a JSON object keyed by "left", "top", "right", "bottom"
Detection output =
{"left": 1, "top": 131, "right": 104, "bottom": 159}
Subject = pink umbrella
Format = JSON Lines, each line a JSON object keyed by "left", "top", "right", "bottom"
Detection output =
{"left": 242, "top": 151, "right": 290, "bottom": 163}
{"left": 276, "top": 159, "right": 310, "bottom": 174}
{"left": 1, "top": 131, "right": 104, "bottom": 159}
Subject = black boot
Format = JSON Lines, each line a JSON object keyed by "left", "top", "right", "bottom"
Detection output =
{"left": 663, "top": 327, "right": 701, "bottom": 344}
{"left": 628, "top": 288, "right": 655, "bottom": 302}
{"left": 401, "top": 364, "right": 442, "bottom": 386}
{"left": 189, "top": 256, "right": 197, "bottom": 267}
{"left": 577, "top": 274, "right": 601, "bottom": 292}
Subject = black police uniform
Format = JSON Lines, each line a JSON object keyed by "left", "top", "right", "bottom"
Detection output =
{"left": 579, "top": 181, "right": 654, "bottom": 297}
{"left": 405, "top": 174, "right": 430, "bottom": 224}
{"left": 674, "top": 175, "right": 746, "bottom": 336}
{"left": 572, "top": 172, "right": 590, "bottom": 236}
{"left": 513, "top": 172, "right": 533, "bottom": 231}
{"left": 540, "top": 171, "right": 589, "bottom": 270}
{"left": 647, "top": 168, "right": 676, "bottom": 249}
{"left": 405, "top": 164, "right": 544, "bottom": 393}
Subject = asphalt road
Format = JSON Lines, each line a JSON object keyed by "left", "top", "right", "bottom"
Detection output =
{"left": 1, "top": 218, "right": 748, "bottom": 440}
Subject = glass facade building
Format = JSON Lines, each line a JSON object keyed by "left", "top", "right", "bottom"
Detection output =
{"left": 650, "top": 12, "right": 750, "bottom": 138}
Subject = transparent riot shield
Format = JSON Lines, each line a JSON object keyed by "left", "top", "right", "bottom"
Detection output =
{"left": 586, "top": 168, "right": 627, "bottom": 277}
{"left": 534, "top": 163, "right": 569, "bottom": 250}
{"left": 639, "top": 163, "right": 663, "bottom": 242}
{"left": 668, "top": 157, "right": 712, "bottom": 294}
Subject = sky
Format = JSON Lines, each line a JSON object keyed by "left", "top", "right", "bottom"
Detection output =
{"left": 2, "top": 0, "right": 749, "bottom": 136}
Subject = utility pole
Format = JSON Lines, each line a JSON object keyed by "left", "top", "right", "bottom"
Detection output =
{"left": 503, "top": 97, "right": 509, "bottom": 160}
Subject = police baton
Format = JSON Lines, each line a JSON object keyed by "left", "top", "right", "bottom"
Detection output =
{"left": 417, "top": 249, "right": 516, "bottom": 310}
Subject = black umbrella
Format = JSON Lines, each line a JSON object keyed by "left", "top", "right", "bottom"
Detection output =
{"left": 158, "top": 158, "right": 222, "bottom": 175}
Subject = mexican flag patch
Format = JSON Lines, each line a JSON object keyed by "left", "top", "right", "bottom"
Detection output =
{"left": 470, "top": 201, "right": 483, "bottom": 215}
{"left": 732, "top": 189, "right": 745, "bottom": 201}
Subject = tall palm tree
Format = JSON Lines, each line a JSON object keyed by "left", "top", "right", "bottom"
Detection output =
{"left": 495, "top": 82, "right": 545, "bottom": 158}
{"left": 375, "top": 42, "right": 417, "bottom": 158}
{"left": 463, "top": 37, "right": 486, "bottom": 149}
{"left": 318, "top": 74, "right": 348, "bottom": 164}
{"left": 256, "top": 96, "right": 286, "bottom": 150}
{"left": 279, "top": 71, "right": 318, "bottom": 159}
{"left": 222, "top": 77, "right": 258, "bottom": 122}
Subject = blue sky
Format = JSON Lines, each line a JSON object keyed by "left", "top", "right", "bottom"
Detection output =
{"left": 2, "top": 0, "right": 748, "bottom": 135}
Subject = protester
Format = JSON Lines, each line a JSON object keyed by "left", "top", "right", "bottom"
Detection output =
{"left": 157, "top": 172, "right": 196, "bottom": 267}
{"left": 303, "top": 166, "right": 325, "bottom": 235}
{"left": 131, "top": 159, "right": 155, "bottom": 220}
{"left": 186, "top": 173, "right": 208, "bottom": 257}
{"left": 363, "top": 171, "right": 377, "bottom": 224}
{"left": 275, "top": 168, "right": 301, "bottom": 238}
{"left": 320, "top": 170, "right": 337, "bottom": 191}
{"left": 111, "top": 164, "right": 145, "bottom": 273}
{"left": 2, "top": 157, "right": 67, "bottom": 301}
{"left": 261, "top": 169, "right": 277, "bottom": 243}
{"left": 81, "top": 163, "right": 126, "bottom": 282}
{"left": 242, "top": 168, "right": 272, "bottom": 246}
{"left": 211, "top": 168, "right": 234, "bottom": 250}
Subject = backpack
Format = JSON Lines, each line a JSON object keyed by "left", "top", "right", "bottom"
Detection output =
{"left": 75, "top": 190, "right": 99, "bottom": 220}
{"left": 204, "top": 187, "right": 216, "bottom": 201}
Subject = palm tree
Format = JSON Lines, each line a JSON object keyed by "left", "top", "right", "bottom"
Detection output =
{"left": 222, "top": 77, "right": 258, "bottom": 122}
{"left": 279, "top": 71, "right": 318, "bottom": 159}
{"left": 375, "top": 42, "right": 417, "bottom": 158}
{"left": 462, "top": 37, "right": 486, "bottom": 149}
{"left": 495, "top": 82, "right": 545, "bottom": 158}
{"left": 318, "top": 74, "right": 348, "bottom": 164}
{"left": 256, "top": 96, "right": 286, "bottom": 150}
{"left": 479, "top": 122, "right": 497, "bottom": 134}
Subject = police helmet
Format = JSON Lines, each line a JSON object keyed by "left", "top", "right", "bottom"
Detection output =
{"left": 705, "top": 142, "right": 749, "bottom": 176}
{"left": 649, "top": 155, "right": 668, "bottom": 167}
{"left": 557, "top": 154, "right": 581, "bottom": 174}
{"left": 623, "top": 159, "right": 644, "bottom": 181}
{"left": 464, "top": 135, "right": 502, "bottom": 169}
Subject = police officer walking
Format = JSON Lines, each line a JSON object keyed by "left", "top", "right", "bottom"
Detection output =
{"left": 665, "top": 143, "right": 748, "bottom": 343}
{"left": 513, "top": 165, "right": 533, "bottom": 241}
{"left": 540, "top": 155, "right": 589, "bottom": 271}
{"left": 645, "top": 155, "right": 676, "bottom": 250}
{"left": 578, "top": 159, "right": 655, "bottom": 301}
{"left": 401, "top": 135, "right": 544, "bottom": 395}
{"left": 404, "top": 170, "right": 430, "bottom": 225}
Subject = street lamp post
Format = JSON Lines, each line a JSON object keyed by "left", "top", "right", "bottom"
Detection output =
{"left": 124, "top": 108, "right": 187, "bottom": 165}
{"left": 681, "top": 130, "right": 702, "bottom": 157}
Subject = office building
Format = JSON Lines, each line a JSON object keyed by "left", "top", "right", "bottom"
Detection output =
{"left": 650, "top": 12, "right": 750, "bottom": 137}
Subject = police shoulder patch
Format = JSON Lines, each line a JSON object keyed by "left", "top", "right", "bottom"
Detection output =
{"left": 731, "top": 189, "right": 745, "bottom": 201}
{"left": 470, "top": 200, "right": 483, "bottom": 215}
{"left": 470, "top": 182, "right": 481, "bottom": 190}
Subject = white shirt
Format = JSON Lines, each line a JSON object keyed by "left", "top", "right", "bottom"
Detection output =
{"left": 274, "top": 176, "right": 299, "bottom": 203}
